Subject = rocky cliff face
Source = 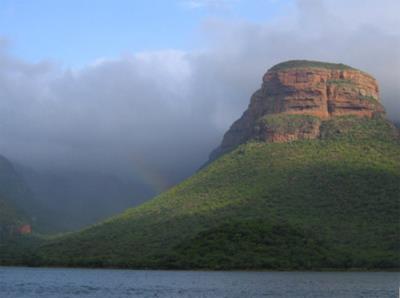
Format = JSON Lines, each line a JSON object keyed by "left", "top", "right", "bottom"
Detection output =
{"left": 210, "top": 60, "right": 386, "bottom": 160}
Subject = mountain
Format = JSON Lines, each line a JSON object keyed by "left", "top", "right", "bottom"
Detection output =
{"left": 0, "top": 155, "right": 33, "bottom": 242}
{"left": 209, "top": 60, "right": 385, "bottom": 160}
{"left": 0, "top": 194, "right": 28, "bottom": 242}
{"left": 16, "top": 167, "right": 154, "bottom": 232}
{"left": 2, "top": 60, "right": 399, "bottom": 269}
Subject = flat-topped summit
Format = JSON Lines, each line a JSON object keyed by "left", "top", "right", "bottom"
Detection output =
{"left": 268, "top": 60, "right": 357, "bottom": 71}
{"left": 264, "top": 59, "right": 381, "bottom": 118}
{"left": 210, "top": 60, "right": 386, "bottom": 160}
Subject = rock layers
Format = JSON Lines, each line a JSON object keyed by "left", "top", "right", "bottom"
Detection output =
{"left": 210, "top": 60, "right": 385, "bottom": 160}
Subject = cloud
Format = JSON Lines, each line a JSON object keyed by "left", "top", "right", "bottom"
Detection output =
{"left": 0, "top": 0, "right": 399, "bottom": 192}
{"left": 196, "top": 0, "right": 400, "bottom": 120}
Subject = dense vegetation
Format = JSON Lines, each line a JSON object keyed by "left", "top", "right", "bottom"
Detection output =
{"left": 269, "top": 60, "right": 356, "bottom": 71}
{"left": 1, "top": 116, "right": 399, "bottom": 270}
{"left": 259, "top": 114, "right": 320, "bottom": 134}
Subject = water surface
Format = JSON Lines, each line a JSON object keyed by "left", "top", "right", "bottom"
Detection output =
{"left": 0, "top": 267, "right": 398, "bottom": 297}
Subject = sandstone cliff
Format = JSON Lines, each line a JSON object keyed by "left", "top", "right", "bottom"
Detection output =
{"left": 210, "top": 60, "right": 386, "bottom": 160}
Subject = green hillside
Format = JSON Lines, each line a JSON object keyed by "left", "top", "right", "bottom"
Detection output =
{"left": 3, "top": 115, "right": 398, "bottom": 269}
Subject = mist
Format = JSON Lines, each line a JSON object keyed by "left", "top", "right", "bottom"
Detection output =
{"left": 0, "top": 0, "right": 399, "bottom": 219}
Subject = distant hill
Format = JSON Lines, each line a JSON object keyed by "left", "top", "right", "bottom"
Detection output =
{"left": 16, "top": 167, "right": 155, "bottom": 232}
{"left": 0, "top": 196, "right": 26, "bottom": 229}
{"left": 1, "top": 60, "right": 399, "bottom": 269}
{"left": 0, "top": 156, "right": 32, "bottom": 208}
{"left": 0, "top": 155, "right": 32, "bottom": 242}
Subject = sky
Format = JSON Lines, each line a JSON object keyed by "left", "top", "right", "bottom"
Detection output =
{"left": 0, "top": 0, "right": 399, "bottom": 193}
{"left": 0, "top": 0, "right": 290, "bottom": 66}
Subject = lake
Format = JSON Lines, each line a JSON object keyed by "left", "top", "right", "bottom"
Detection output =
{"left": 0, "top": 267, "right": 398, "bottom": 297}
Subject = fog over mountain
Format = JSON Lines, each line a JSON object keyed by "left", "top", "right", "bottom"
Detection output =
{"left": 0, "top": 0, "right": 399, "bottom": 222}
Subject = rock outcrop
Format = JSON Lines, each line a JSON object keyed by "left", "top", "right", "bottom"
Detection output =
{"left": 210, "top": 60, "right": 385, "bottom": 160}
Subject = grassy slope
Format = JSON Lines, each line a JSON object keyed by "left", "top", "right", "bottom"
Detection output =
{"left": 2, "top": 117, "right": 400, "bottom": 269}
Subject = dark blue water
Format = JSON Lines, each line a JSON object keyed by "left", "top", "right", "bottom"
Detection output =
{"left": 0, "top": 267, "right": 398, "bottom": 298}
